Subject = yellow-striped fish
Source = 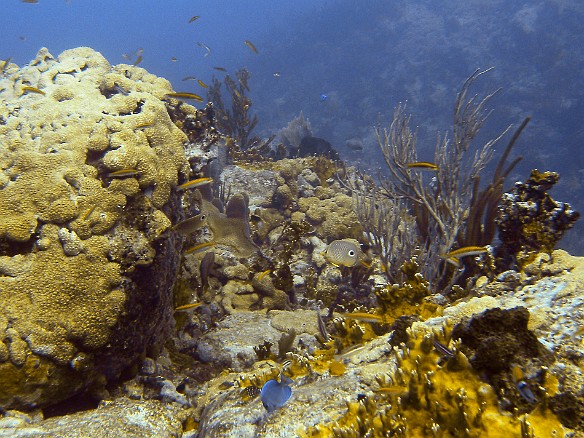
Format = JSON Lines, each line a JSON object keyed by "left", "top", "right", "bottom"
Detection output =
{"left": 176, "top": 177, "right": 213, "bottom": 191}
{"left": 406, "top": 162, "right": 438, "bottom": 171}
{"left": 165, "top": 92, "right": 204, "bottom": 102}
{"left": 188, "top": 15, "right": 200, "bottom": 23}
{"left": 21, "top": 86, "right": 45, "bottom": 96}
{"left": 133, "top": 55, "right": 143, "bottom": 66}
{"left": 443, "top": 246, "right": 488, "bottom": 259}
{"left": 185, "top": 241, "right": 216, "bottom": 255}
{"left": 444, "top": 256, "right": 461, "bottom": 267}
{"left": 257, "top": 269, "right": 271, "bottom": 281}
{"left": 197, "top": 79, "right": 208, "bottom": 88}
{"left": 135, "top": 122, "right": 155, "bottom": 129}
{"left": 1, "top": 57, "right": 12, "bottom": 73}
{"left": 107, "top": 168, "right": 139, "bottom": 178}
{"left": 82, "top": 205, "right": 97, "bottom": 221}
{"left": 175, "top": 302, "right": 202, "bottom": 312}
{"left": 324, "top": 239, "right": 363, "bottom": 267}
{"left": 339, "top": 312, "right": 385, "bottom": 323}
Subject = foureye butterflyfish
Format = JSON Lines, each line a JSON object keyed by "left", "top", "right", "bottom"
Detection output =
{"left": 324, "top": 239, "right": 363, "bottom": 267}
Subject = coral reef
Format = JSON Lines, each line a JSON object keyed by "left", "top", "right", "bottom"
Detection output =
{"left": 0, "top": 47, "right": 191, "bottom": 410}
{"left": 189, "top": 250, "right": 582, "bottom": 437}
{"left": 496, "top": 169, "right": 580, "bottom": 268}
{"left": 2, "top": 48, "right": 583, "bottom": 438}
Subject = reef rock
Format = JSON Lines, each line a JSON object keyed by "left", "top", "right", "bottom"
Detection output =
{"left": 0, "top": 398, "right": 188, "bottom": 437}
{"left": 192, "top": 250, "right": 584, "bottom": 436}
{"left": 0, "top": 47, "right": 191, "bottom": 410}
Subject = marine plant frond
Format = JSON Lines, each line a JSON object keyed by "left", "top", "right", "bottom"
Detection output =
{"left": 366, "top": 68, "right": 525, "bottom": 294}
{"left": 207, "top": 68, "right": 267, "bottom": 156}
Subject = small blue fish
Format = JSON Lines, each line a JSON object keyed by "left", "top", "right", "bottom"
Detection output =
{"left": 320, "top": 93, "right": 328, "bottom": 101}
{"left": 517, "top": 381, "right": 536, "bottom": 404}
{"left": 260, "top": 375, "right": 292, "bottom": 412}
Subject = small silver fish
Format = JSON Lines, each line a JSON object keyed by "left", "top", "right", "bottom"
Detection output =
{"left": 324, "top": 239, "right": 363, "bottom": 267}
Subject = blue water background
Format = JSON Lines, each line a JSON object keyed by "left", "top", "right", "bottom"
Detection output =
{"left": 2, "top": 0, "right": 583, "bottom": 254}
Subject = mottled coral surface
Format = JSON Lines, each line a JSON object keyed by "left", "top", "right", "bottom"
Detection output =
{"left": 0, "top": 47, "right": 189, "bottom": 409}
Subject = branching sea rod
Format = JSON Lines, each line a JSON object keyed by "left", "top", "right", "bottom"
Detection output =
{"left": 349, "top": 68, "right": 525, "bottom": 293}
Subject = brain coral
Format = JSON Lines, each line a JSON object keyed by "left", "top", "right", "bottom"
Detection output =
{"left": 0, "top": 47, "right": 190, "bottom": 410}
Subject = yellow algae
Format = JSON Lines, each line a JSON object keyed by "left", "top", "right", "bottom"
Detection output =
{"left": 301, "top": 329, "right": 567, "bottom": 437}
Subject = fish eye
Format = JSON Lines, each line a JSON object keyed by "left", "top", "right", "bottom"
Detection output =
{"left": 200, "top": 214, "right": 206, "bottom": 220}
{"left": 348, "top": 250, "right": 355, "bottom": 257}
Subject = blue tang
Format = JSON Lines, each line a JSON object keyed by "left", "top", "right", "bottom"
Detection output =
{"left": 260, "top": 375, "right": 292, "bottom": 412}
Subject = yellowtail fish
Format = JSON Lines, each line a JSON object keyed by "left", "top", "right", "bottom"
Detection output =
{"left": 188, "top": 15, "right": 200, "bottom": 23}
{"left": 172, "top": 213, "right": 208, "bottom": 235}
{"left": 165, "top": 92, "right": 204, "bottom": 102}
{"left": 133, "top": 55, "right": 143, "bottom": 66}
{"left": 197, "top": 79, "right": 208, "bottom": 88}
{"left": 406, "top": 161, "right": 438, "bottom": 171}
{"left": 171, "top": 57, "right": 177, "bottom": 62}
{"left": 339, "top": 312, "right": 385, "bottom": 324}
{"left": 257, "top": 269, "right": 271, "bottom": 281}
{"left": 182, "top": 76, "right": 197, "bottom": 81}
{"left": 21, "top": 86, "right": 45, "bottom": 96}
{"left": 185, "top": 241, "right": 216, "bottom": 255}
{"left": 244, "top": 40, "right": 258, "bottom": 54}
{"left": 135, "top": 122, "right": 155, "bottom": 129}
{"left": 1, "top": 57, "right": 12, "bottom": 73}
{"left": 325, "top": 239, "right": 363, "bottom": 267}
{"left": 107, "top": 168, "right": 139, "bottom": 178}
{"left": 443, "top": 246, "right": 488, "bottom": 259}
{"left": 21, "top": 0, "right": 39, "bottom": 3}
{"left": 174, "top": 302, "right": 202, "bottom": 312}
{"left": 374, "top": 387, "right": 406, "bottom": 395}
{"left": 213, "top": 66, "right": 227, "bottom": 72}
{"left": 82, "top": 205, "right": 97, "bottom": 221}
{"left": 197, "top": 42, "right": 211, "bottom": 57}
{"left": 176, "top": 177, "right": 213, "bottom": 191}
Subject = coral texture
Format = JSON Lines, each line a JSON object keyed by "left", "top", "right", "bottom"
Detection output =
{"left": 0, "top": 47, "right": 190, "bottom": 409}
